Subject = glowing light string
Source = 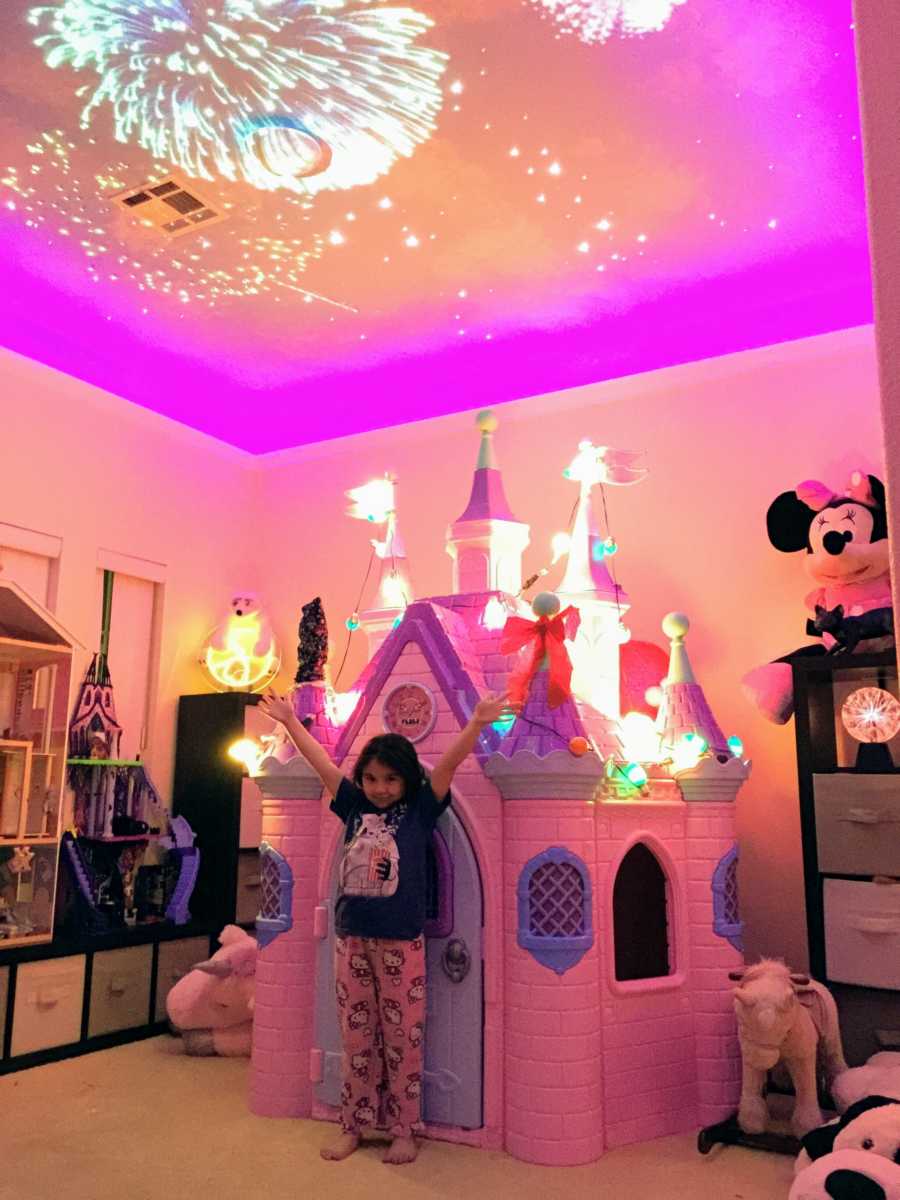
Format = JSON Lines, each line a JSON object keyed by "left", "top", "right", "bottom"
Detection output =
{"left": 29, "top": 0, "right": 448, "bottom": 195}
{"left": 529, "top": 0, "right": 687, "bottom": 45}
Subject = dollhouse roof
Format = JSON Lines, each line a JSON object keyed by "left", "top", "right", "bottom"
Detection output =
{"left": 0, "top": 578, "right": 78, "bottom": 649}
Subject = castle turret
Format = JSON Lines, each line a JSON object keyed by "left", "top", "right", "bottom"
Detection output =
{"left": 558, "top": 442, "right": 635, "bottom": 718}
{"left": 345, "top": 475, "right": 414, "bottom": 659}
{"left": 446, "top": 411, "right": 530, "bottom": 595}
{"left": 655, "top": 612, "right": 750, "bottom": 802}
{"left": 359, "top": 509, "right": 414, "bottom": 658}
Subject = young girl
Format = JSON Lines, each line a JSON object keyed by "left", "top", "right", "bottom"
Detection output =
{"left": 258, "top": 688, "right": 515, "bottom": 1165}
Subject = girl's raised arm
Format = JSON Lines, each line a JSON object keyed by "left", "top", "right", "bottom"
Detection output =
{"left": 258, "top": 691, "right": 345, "bottom": 797}
{"left": 430, "top": 693, "right": 519, "bottom": 799}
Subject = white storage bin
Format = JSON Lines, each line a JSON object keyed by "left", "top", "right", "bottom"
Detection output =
{"left": 12, "top": 955, "right": 85, "bottom": 1056}
{"left": 815, "top": 774, "right": 900, "bottom": 876}
{"left": 88, "top": 944, "right": 153, "bottom": 1038}
{"left": 824, "top": 878, "right": 900, "bottom": 991}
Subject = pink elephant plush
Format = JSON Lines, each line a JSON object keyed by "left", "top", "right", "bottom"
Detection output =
{"left": 166, "top": 924, "right": 256, "bottom": 1056}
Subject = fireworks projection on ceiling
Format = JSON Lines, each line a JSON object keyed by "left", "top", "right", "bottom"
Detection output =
{"left": 0, "top": 130, "right": 362, "bottom": 311}
{"left": 28, "top": 0, "right": 448, "bottom": 195}
{"left": 530, "top": 0, "right": 687, "bottom": 44}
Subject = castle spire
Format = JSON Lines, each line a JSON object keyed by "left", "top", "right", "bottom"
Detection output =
{"left": 446, "top": 410, "right": 530, "bottom": 595}
{"left": 557, "top": 441, "right": 643, "bottom": 716}
{"left": 655, "top": 612, "right": 726, "bottom": 754}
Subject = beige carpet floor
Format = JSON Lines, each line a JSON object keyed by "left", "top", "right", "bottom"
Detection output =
{"left": 1, "top": 1037, "right": 795, "bottom": 1199}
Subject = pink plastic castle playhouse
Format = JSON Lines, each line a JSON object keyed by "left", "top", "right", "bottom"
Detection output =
{"left": 247, "top": 414, "right": 751, "bottom": 1166}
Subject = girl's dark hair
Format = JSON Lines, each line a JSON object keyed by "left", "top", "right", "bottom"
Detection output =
{"left": 353, "top": 734, "right": 426, "bottom": 799}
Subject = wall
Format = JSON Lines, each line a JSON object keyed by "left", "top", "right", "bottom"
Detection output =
{"left": 255, "top": 325, "right": 884, "bottom": 968}
{"left": 0, "top": 347, "right": 256, "bottom": 801}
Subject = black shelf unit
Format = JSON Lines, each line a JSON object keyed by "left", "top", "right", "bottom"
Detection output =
{"left": 171, "top": 693, "right": 261, "bottom": 932}
{"left": 792, "top": 651, "right": 900, "bottom": 1064}
{"left": 0, "top": 920, "right": 215, "bottom": 1074}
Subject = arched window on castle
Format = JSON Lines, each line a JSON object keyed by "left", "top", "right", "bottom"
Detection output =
{"left": 256, "top": 842, "right": 293, "bottom": 949}
{"left": 711, "top": 844, "right": 743, "bottom": 953}
{"left": 613, "top": 843, "right": 671, "bottom": 981}
{"left": 517, "top": 847, "right": 593, "bottom": 975}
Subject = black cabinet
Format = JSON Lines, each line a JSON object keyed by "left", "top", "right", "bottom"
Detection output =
{"left": 792, "top": 652, "right": 900, "bottom": 1064}
{"left": 171, "top": 694, "right": 264, "bottom": 932}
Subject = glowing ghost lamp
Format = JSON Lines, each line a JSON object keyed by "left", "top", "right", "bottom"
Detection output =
{"left": 201, "top": 593, "right": 281, "bottom": 693}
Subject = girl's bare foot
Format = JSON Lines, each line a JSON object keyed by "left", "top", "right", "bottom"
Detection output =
{"left": 383, "top": 1135, "right": 418, "bottom": 1164}
{"left": 320, "top": 1131, "right": 360, "bottom": 1161}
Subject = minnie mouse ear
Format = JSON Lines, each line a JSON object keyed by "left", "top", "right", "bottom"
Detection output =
{"left": 767, "top": 490, "right": 817, "bottom": 553}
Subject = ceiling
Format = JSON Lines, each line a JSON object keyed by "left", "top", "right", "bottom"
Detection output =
{"left": 0, "top": 0, "right": 871, "bottom": 454}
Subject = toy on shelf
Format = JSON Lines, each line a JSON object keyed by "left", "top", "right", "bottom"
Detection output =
{"left": 742, "top": 471, "right": 893, "bottom": 725}
{"left": 0, "top": 579, "right": 78, "bottom": 947}
{"left": 166, "top": 924, "right": 256, "bottom": 1056}
{"left": 61, "top": 614, "right": 199, "bottom": 934}
{"left": 730, "top": 959, "right": 847, "bottom": 1138}
{"left": 797, "top": 1094, "right": 900, "bottom": 1173}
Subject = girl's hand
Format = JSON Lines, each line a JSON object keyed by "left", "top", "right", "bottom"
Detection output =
{"left": 472, "top": 693, "right": 520, "bottom": 728}
{"left": 258, "top": 689, "right": 294, "bottom": 726}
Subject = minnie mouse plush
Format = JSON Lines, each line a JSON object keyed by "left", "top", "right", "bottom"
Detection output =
{"left": 742, "top": 471, "right": 893, "bottom": 725}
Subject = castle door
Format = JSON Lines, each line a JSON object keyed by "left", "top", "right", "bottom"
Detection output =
{"left": 313, "top": 805, "right": 483, "bottom": 1129}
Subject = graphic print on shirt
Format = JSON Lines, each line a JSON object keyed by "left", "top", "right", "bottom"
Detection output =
{"left": 339, "top": 811, "right": 401, "bottom": 897}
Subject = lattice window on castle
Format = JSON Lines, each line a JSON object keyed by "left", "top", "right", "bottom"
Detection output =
{"left": 517, "top": 847, "right": 593, "bottom": 975}
{"left": 613, "top": 842, "right": 671, "bottom": 982}
{"left": 712, "top": 844, "right": 743, "bottom": 953}
{"left": 256, "top": 842, "right": 293, "bottom": 949}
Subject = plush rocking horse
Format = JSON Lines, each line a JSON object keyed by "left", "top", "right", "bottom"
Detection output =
{"left": 730, "top": 960, "right": 848, "bottom": 1138}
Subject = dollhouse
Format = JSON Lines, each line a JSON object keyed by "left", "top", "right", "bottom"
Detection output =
{"left": 0, "top": 579, "right": 77, "bottom": 947}
{"left": 247, "top": 414, "right": 751, "bottom": 1166}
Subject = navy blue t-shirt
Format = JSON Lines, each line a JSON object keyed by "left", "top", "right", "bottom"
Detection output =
{"left": 331, "top": 777, "right": 451, "bottom": 940}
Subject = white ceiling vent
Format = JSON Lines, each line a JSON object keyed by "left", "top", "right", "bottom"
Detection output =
{"left": 110, "top": 176, "right": 228, "bottom": 238}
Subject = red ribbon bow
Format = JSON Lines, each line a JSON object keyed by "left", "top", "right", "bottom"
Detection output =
{"left": 500, "top": 606, "right": 580, "bottom": 710}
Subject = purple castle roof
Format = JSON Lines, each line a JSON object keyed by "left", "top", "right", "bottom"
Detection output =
{"left": 657, "top": 683, "right": 728, "bottom": 755}
{"left": 454, "top": 467, "right": 519, "bottom": 523}
{"left": 333, "top": 599, "right": 504, "bottom": 767}
{"left": 495, "top": 669, "right": 587, "bottom": 759}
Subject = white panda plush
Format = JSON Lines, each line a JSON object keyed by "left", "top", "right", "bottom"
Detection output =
{"left": 833, "top": 1055, "right": 900, "bottom": 1114}
{"left": 789, "top": 1148, "right": 900, "bottom": 1200}
{"left": 796, "top": 1097, "right": 900, "bottom": 1174}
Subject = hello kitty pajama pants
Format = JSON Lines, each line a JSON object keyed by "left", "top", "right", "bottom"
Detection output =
{"left": 334, "top": 934, "right": 426, "bottom": 1138}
